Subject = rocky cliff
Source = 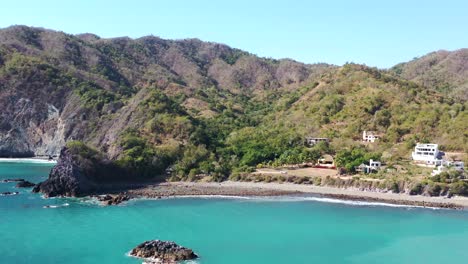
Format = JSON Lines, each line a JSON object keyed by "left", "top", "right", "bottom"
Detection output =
{"left": 32, "top": 146, "right": 99, "bottom": 197}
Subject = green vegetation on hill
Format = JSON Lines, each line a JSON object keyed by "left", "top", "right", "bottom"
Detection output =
{"left": 0, "top": 26, "right": 466, "bottom": 185}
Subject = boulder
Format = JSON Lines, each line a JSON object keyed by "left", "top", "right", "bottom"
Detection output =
{"left": 130, "top": 240, "right": 198, "bottom": 263}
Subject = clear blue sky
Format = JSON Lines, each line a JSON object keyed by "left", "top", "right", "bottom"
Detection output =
{"left": 1, "top": 0, "right": 467, "bottom": 68}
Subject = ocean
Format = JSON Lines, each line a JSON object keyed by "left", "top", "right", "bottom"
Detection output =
{"left": 1, "top": 161, "right": 468, "bottom": 264}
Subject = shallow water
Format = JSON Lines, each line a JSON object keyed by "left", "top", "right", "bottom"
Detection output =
{"left": 1, "top": 161, "right": 468, "bottom": 264}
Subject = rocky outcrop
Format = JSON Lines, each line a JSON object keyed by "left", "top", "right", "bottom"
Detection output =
{"left": 16, "top": 180, "right": 36, "bottom": 188}
{"left": 129, "top": 240, "right": 198, "bottom": 263}
{"left": 96, "top": 193, "right": 131, "bottom": 205}
{"left": 32, "top": 147, "right": 98, "bottom": 197}
{"left": 2, "top": 178, "right": 36, "bottom": 188}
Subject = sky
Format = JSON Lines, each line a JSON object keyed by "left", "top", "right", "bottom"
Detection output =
{"left": 1, "top": 0, "right": 467, "bottom": 68}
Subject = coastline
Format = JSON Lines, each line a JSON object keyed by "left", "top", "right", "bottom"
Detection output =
{"left": 0, "top": 158, "right": 57, "bottom": 163}
{"left": 125, "top": 181, "right": 468, "bottom": 209}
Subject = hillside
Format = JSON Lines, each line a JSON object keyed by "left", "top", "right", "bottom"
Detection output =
{"left": 0, "top": 25, "right": 332, "bottom": 157}
{"left": 390, "top": 49, "right": 468, "bottom": 101}
{"left": 0, "top": 25, "right": 466, "bottom": 182}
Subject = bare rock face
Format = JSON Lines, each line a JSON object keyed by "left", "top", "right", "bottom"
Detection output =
{"left": 130, "top": 240, "right": 198, "bottom": 263}
{"left": 32, "top": 147, "right": 97, "bottom": 197}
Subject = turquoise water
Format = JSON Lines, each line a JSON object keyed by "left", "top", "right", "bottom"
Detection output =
{"left": 1, "top": 161, "right": 468, "bottom": 264}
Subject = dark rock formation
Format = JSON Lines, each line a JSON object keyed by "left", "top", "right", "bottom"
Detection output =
{"left": 96, "top": 193, "right": 131, "bottom": 205}
{"left": 130, "top": 240, "right": 198, "bottom": 263}
{"left": 16, "top": 180, "right": 36, "bottom": 188}
{"left": 1, "top": 191, "right": 19, "bottom": 196}
{"left": 32, "top": 147, "right": 99, "bottom": 197}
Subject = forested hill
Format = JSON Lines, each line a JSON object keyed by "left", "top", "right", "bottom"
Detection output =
{"left": 390, "top": 49, "right": 468, "bottom": 101}
{"left": 0, "top": 25, "right": 332, "bottom": 157}
{"left": 0, "top": 25, "right": 466, "bottom": 180}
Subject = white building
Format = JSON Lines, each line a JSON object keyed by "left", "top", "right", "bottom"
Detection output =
{"left": 356, "top": 159, "right": 382, "bottom": 173}
{"left": 369, "top": 159, "right": 382, "bottom": 168}
{"left": 306, "top": 137, "right": 329, "bottom": 146}
{"left": 432, "top": 161, "right": 465, "bottom": 176}
{"left": 411, "top": 143, "right": 441, "bottom": 165}
{"left": 362, "top": 131, "right": 381, "bottom": 142}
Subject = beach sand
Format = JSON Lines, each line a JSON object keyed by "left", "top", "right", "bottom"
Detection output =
{"left": 127, "top": 181, "right": 468, "bottom": 209}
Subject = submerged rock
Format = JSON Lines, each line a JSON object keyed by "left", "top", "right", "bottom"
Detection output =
{"left": 16, "top": 180, "right": 36, "bottom": 188}
{"left": 130, "top": 240, "right": 198, "bottom": 263}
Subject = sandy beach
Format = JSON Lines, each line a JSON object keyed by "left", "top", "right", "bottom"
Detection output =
{"left": 126, "top": 181, "right": 468, "bottom": 209}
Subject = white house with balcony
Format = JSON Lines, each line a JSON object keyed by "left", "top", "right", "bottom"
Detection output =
{"left": 432, "top": 161, "right": 465, "bottom": 176}
{"left": 306, "top": 137, "right": 329, "bottom": 146}
{"left": 362, "top": 131, "right": 381, "bottom": 142}
{"left": 412, "top": 143, "right": 442, "bottom": 165}
{"left": 356, "top": 159, "right": 382, "bottom": 173}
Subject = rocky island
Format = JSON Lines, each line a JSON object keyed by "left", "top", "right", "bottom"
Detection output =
{"left": 129, "top": 240, "right": 198, "bottom": 263}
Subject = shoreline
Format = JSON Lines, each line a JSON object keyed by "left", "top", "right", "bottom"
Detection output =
{"left": 0, "top": 158, "right": 57, "bottom": 163}
{"left": 124, "top": 181, "right": 468, "bottom": 209}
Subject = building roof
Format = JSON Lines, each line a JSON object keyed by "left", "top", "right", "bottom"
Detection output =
{"left": 415, "top": 143, "right": 438, "bottom": 148}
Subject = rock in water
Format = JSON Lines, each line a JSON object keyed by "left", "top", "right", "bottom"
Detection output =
{"left": 16, "top": 180, "right": 36, "bottom": 188}
{"left": 130, "top": 240, "right": 198, "bottom": 263}
{"left": 32, "top": 147, "right": 98, "bottom": 197}
{"left": 96, "top": 193, "right": 131, "bottom": 205}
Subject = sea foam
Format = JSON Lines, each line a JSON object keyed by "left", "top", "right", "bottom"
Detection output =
{"left": 43, "top": 203, "right": 69, "bottom": 209}
{"left": 0, "top": 158, "right": 57, "bottom": 164}
{"left": 131, "top": 194, "right": 440, "bottom": 210}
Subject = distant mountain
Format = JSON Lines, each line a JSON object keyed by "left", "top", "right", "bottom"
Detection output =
{"left": 0, "top": 25, "right": 466, "bottom": 180}
{"left": 390, "top": 49, "right": 468, "bottom": 101}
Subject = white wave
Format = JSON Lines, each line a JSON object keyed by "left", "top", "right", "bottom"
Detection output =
{"left": 0, "top": 191, "right": 19, "bottom": 196}
{"left": 250, "top": 196, "right": 442, "bottom": 209}
{"left": 171, "top": 195, "right": 252, "bottom": 200}
{"left": 43, "top": 203, "right": 69, "bottom": 209}
{"left": 141, "top": 195, "right": 440, "bottom": 210}
{"left": 0, "top": 158, "right": 57, "bottom": 164}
